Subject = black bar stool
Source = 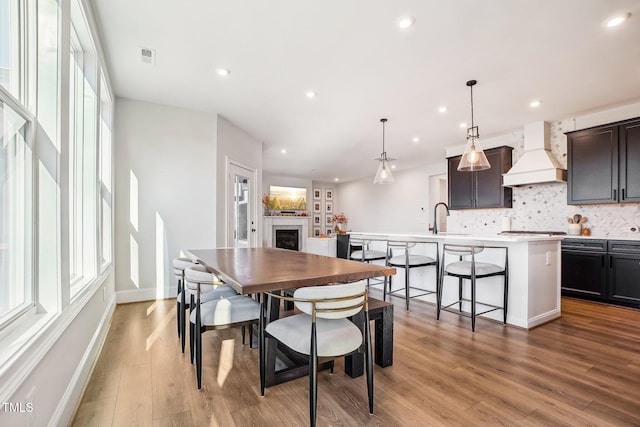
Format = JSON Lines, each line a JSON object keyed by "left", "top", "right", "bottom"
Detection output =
{"left": 385, "top": 240, "right": 439, "bottom": 310}
{"left": 349, "top": 236, "right": 387, "bottom": 289}
{"left": 437, "top": 243, "right": 508, "bottom": 332}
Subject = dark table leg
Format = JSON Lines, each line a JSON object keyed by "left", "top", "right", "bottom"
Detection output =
{"left": 345, "top": 310, "right": 364, "bottom": 378}
{"left": 375, "top": 304, "right": 393, "bottom": 367}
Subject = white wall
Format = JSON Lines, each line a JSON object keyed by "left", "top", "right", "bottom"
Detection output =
{"left": 215, "top": 115, "right": 263, "bottom": 247}
{"left": 114, "top": 98, "right": 218, "bottom": 302}
{"left": 337, "top": 162, "right": 445, "bottom": 234}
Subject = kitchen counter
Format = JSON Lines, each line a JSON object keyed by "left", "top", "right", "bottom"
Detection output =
{"left": 562, "top": 234, "right": 640, "bottom": 241}
{"left": 348, "top": 231, "right": 562, "bottom": 329}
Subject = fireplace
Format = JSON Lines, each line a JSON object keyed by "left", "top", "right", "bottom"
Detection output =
{"left": 263, "top": 216, "right": 310, "bottom": 252}
{"left": 275, "top": 229, "right": 300, "bottom": 251}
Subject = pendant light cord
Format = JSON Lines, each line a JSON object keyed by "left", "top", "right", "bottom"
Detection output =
{"left": 470, "top": 84, "right": 474, "bottom": 129}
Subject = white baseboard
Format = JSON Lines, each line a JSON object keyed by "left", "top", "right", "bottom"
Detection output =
{"left": 49, "top": 295, "right": 116, "bottom": 427}
{"left": 116, "top": 286, "right": 177, "bottom": 304}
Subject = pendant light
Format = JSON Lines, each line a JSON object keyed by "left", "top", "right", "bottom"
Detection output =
{"left": 458, "top": 80, "right": 491, "bottom": 171}
{"left": 373, "top": 118, "right": 396, "bottom": 184}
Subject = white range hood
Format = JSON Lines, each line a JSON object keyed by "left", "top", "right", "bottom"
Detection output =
{"left": 502, "top": 121, "right": 566, "bottom": 187}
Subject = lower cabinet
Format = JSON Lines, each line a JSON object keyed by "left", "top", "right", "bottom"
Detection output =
{"left": 561, "top": 239, "right": 607, "bottom": 300}
{"left": 562, "top": 238, "right": 640, "bottom": 308}
{"left": 608, "top": 240, "right": 640, "bottom": 306}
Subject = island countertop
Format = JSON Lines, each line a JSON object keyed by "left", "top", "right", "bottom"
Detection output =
{"left": 347, "top": 231, "right": 565, "bottom": 243}
{"left": 343, "top": 231, "right": 562, "bottom": 329}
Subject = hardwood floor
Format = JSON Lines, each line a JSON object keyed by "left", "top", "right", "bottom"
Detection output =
{"left": 72, "top": 292, "right": 640, "bottom": 426}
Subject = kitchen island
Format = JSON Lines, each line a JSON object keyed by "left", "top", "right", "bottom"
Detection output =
{"left": 347, "top": 232, "right": 563, "bottom": 329}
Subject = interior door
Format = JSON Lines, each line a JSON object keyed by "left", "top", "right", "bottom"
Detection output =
{"left": 227, "top": 162, "right": 257, "bottom": 248}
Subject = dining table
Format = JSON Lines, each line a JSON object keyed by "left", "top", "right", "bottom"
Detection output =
{"left": 186, "top": 247, "right": 396, "bottom": 387}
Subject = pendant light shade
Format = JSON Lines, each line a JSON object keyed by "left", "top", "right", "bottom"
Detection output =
{"left": 458, "top": 80, "right": 491, "bottom": 172}
{"left": 373, "top": 118, "right": 396, "bottom": 184}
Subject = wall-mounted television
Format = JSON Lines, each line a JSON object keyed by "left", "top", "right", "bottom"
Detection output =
{"left": 269, "top": 186, "right": 307, "bottom": 211}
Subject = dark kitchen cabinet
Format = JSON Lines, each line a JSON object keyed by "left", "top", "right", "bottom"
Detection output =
{"left": 561, "top": 239, "right": 607, "bottom": 300}
{"left": 607, "top": 240, "right": 640, "bottom": 307}
{"left": 447, "top": 146, "right": 512, "bottom": 210}
{"left": 566, "top": 117, "right": 640, "bottom": 204}
{"left": 562, "top": 238, "right": 640, "bottom": 309}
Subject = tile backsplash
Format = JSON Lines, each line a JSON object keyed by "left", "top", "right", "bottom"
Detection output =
{"left": 448, "top": 118, "right": 640, "bottom": 238}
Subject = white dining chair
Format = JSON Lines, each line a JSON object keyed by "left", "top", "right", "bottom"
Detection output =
{"left": 259, "top": 282, "right": 373, "bottom": 427}
{"left": 183, "top": 264, "right": 238, "bottom": 360}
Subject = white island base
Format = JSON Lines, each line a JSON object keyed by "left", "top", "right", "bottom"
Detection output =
{"left": 350, "top": 233, "right": 562, "bottom": 330}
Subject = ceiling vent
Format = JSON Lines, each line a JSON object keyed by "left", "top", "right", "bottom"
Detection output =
{"left": 138, "top": 47, "right": 155, "bottom": 65}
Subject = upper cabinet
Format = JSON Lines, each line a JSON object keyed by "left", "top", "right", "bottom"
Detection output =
{"left": 566, "top": 117, "right": 640, "bottom": 205}
{"left": 447, "top": 146, "right": 513, "bottom": 210}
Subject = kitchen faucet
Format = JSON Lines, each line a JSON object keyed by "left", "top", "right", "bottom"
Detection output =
{"left": 432, "top": 202, "right": 450, "bottom": 234}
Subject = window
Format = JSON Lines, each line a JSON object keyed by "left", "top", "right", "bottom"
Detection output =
{"left": 0, "top": 0, "right": 21, "bottom": 98}
{"left": 68, "top": 10, "right": 98, "bottom": 296}
{"left": 98, "top": 73, "right": 111, "bottom": 268}
{"left": 0, "top": 99, "right": 33, "bottom": 325}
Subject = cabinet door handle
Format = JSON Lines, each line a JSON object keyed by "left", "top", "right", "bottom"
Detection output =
{"left": 622, "top": 188, "right": 625, "bottom": 200}
{"left": 613, "top": 189, "right": 617, "bottom": 200}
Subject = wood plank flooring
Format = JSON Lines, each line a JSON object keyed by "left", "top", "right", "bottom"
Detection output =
{"left": 72, "top": 293, "right": 640, "bottom": 426}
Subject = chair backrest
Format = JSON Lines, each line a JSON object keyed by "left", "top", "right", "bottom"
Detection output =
{"left": 293, "top": 282, "right": 366, "bottom": 319}
{"left": 184, "top": 264, "right": 222, "bottom": 289}
{"left": 443, "top": 243, "right": 484, "bottom": 257}
{"left": 336, "top": 233, "right": 350, "bottom": 259}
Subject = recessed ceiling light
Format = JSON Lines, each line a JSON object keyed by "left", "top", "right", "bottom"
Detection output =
{"left": 334, "top": 178, "right": 339, "bottom": 182}
{"left": 459, "top": 123, "right": 467, "bottom": 128}
{"left": 412, "top": 137, "right": 420, "bottom": 143}
{"left": 530, "top": 100, "right": 542, "bottom": 108}
{"left": 438, "top": 106, "right": 447, "bottom": 113}
{"left": 397, "top": 16, "right": 415, "bottom": 30}
{"left": 306, "top": 91, "right": 316, "bottom": 99}
{"left": 606, "top": 13, "right": 631, "bottom": 28}
{"left": 216, "top": 68, "right": 231, "bottom": 76}
{"left": 391, "top": 165, "right": 397, "bottom": 169}
{"left": 280, "top": 149, "right": 287, "bottom": 154}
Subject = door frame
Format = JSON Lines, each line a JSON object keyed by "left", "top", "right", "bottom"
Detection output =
{"left": 225, "top": 158, "right": 259, "bottom": 248}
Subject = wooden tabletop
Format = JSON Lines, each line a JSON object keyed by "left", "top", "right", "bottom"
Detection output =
{"left": 186, "top": 247, "right": 396, "bottom": 294}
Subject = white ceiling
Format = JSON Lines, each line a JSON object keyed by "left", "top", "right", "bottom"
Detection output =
{"left": 92, "top": 0, "right": 640, "bottom": 182}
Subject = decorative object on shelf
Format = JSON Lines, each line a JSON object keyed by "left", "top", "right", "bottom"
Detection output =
{"left": 373, "top": 118, "right": 396, "bottom": 184}
{"left": 332, "top": 213, "right": 348, "bottom": 234}
{"left": 458, "top": 80, "right": 491, "bottom": 172}
{"left": 262, "top": 193, "right": 272, "bottom": 216}
{"left": 567, "top": 214, "right": 587, "bottom": 235}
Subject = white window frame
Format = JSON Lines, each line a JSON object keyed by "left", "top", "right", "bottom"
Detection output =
{"left": 0, "top": 87, "right": 35, "bottom": 329}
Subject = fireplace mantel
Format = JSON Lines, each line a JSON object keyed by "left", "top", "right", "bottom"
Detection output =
{"left": 263, "top": 216, "right": 311, "bottom": 252}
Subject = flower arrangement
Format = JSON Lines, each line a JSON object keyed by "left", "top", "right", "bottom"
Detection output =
{"left": 332, "top": 213, "right": 348, "bottom": 225}
{"left": 262, "top": 194, "right": 271, "bottom": 208}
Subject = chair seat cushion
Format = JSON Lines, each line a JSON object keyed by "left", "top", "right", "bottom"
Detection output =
{"left": 388, "top": 254, "right": 435, "bottom": 267}
{"left": 350, "top": 250, "right": 386, "bottom": 261}
{"left": 445, "top": 261, "right": 504, "bottom": 277}
{"left": 173, "top": 257, "right": 194, "bottom": 270}
{"left": 266, "top": 313, "right": 363, "bottom": 357}
{"left": 178, "top": 284, "right": 237, "bottom": 305}
{"left": 190, "top": 295, "right": 260, "bottom": 327}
